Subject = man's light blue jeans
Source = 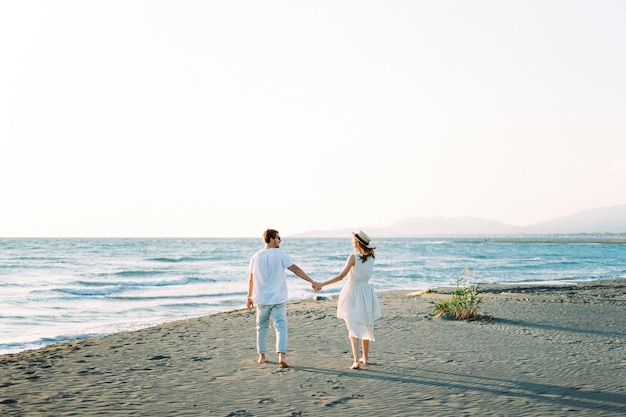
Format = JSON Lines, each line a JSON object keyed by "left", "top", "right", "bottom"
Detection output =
{"left": 256, "top": 302, "right": 288, "bottom": 354}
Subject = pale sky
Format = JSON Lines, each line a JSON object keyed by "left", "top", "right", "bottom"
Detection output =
{"left": 1, "top": 1, "right": 625, "bottom": 237}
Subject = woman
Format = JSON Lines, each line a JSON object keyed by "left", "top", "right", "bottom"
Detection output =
{"left": 314, "top": 231, "right": 381, "bottom": 369}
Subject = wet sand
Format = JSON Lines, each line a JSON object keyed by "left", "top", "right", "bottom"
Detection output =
{"left": 1, "top": 279, "right": 625, "bottom": 416}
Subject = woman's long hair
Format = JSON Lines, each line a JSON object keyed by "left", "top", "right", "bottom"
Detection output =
{"left": 354, "top": 239, "right": 375, "bottom": 263}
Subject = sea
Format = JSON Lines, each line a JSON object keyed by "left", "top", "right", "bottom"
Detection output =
{"left": 1, "top": 237, "right": 625, "bottom": 355}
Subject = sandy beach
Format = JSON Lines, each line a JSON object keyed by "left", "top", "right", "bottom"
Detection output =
{"left": 1, "top": 279, "right": 624, "bottom": 416}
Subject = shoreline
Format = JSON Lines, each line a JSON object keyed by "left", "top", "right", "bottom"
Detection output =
{"left": 1, "top": 279, "right": 625, "bottom": 416}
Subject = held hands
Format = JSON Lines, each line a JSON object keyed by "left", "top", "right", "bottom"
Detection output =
{"left": 312, "top": 281, "right": 324, "bottom": 292}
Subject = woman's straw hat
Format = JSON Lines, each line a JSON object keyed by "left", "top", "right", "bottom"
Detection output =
{"left": 352, "top": 230, "right": 375, "bottom": 249}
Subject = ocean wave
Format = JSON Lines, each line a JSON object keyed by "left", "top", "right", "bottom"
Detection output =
{"left": 77, "top": 278, "right": 191, "bottom": 287}
{"left": 0, "top": 333, "right": 110, "bottom": 355}
{"left": 62, "top": 277, "right": 219, "bottom": 294}
{"left": 159, "top": 301, "right": 225, "bottom": 308}
{"left": 109, "top": 290, "right": 244, "bottom": 301}
{"left": 112, "top": 269, "right": 168, "bottom": 277}
{"left": 57, "top": 286, "right": 123, "bottom": 296}
{"left": 187, "top": 277, "right": 217, "bottom": 283}
{"left": 554, "top": 260, "right": 580, "bottom": 266}
{"left": 148, "top": 257, "right": 201, "bottom": 263}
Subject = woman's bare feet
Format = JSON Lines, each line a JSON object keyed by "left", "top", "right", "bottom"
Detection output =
{"left": 359, "top": 357, "right": 368, "bottom": 365}
{"left": 278, "top": 352, "right": 290, "bottom": 368}
{"left": 350, "top": 361, "right": 360, "bottom": 369}
{"left": 258, "top": 354, "right": 266, "bottom": 364}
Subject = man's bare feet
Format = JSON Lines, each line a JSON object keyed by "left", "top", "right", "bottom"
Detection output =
{"left": 350, "top": 361, "right": 360, "bottom": 369}
{"left": 258, "top": 354, "right": 266, "bottom": 364}
{"left": 278, "top": 353, "right": 290, "bottom": 368}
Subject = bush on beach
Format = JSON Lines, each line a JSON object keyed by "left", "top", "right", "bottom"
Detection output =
{"left": 431, "top": 268, "right": 482, "bottom": 320}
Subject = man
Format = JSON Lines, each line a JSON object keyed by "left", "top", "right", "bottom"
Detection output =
{"left": 247, "top": 228, "right": 318, "bottom": 368}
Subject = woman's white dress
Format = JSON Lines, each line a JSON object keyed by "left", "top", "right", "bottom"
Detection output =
{"left": 336, "top": 253, "right": 381, "bottom": 340}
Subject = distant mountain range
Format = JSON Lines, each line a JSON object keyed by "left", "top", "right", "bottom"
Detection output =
{"left": 291, "top": 204, "right": 626, "bottom": 237}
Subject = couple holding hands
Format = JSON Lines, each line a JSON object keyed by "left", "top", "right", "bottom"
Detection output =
{"left": 246, "top": 229, "right": 381, "bottom": 369}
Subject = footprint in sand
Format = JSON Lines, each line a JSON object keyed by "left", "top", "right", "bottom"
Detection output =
{"left": 0, "top": 399, "right": 18, "bottom": 405}
{"left": 148, "top": 355, "right": 170, "bottom": 361}
{"left": 225, "top": 411, "right": 253, "bottom": 417}
{"left": 191, "top": 356, "right": 211, "bottom": 362}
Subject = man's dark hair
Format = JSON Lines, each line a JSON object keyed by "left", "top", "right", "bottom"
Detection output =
{"left": 263, "top": 229, "right": 279, "bottom": 244}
